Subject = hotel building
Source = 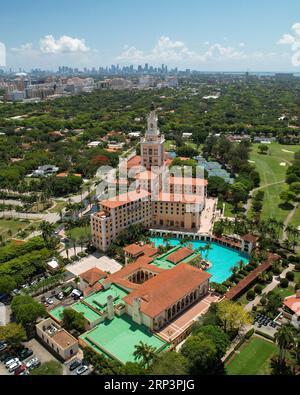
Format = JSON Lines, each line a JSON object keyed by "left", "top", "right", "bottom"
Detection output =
{"left": 91, "top": 107, "right": 208, "bottom": 252}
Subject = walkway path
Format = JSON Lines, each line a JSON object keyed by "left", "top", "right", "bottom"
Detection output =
{"left": 244, "top": 264, "right": 295, "bottom": 312}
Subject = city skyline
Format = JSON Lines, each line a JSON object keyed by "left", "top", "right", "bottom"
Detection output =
{"left": 1, "top": 0, "right": 300, "bottom": 72}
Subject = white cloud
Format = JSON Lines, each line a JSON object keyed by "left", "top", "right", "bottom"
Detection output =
{"left": 11, "top": 43, "right": 33, "bottom": 53}
{"left": 0, "top": 42, "right": 6, "bottom": 66}
{"left": 117, "top": 36, "right": 247, "bottom": 65}
{"left": 39, "top": 35, "right": 90, "bottom": 54}
{"left": 278, "top": 23, "right": 300, "bottom": 66}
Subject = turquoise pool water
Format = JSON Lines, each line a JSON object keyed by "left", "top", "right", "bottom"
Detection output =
{"left": 149, "top": 237, "right": 250, "bottom": 284}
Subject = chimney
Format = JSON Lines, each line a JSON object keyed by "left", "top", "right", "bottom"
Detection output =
{"left": 132, "top": 298, "right": 142, "bottom": 325}
{"left": 107, "top": 295, "right": 115, "bottom": 320}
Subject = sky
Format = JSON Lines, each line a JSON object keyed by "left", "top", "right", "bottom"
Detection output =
{"left": 1, "top": 0, "right": 300, "bottom": 71}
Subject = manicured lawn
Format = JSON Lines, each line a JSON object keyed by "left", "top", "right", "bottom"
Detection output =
{"left": 250, "top": 143, "right": 299, "bottom": 222}
{"left": 49, "top": 200, "right": 67, "bottom": 213}
{"left": 0, "top": 219, "right": 30, "bottom": 237}
{"left": 290, "top": 204, "right": 300, "bottom": 228}
{"left": 224, "top": 202, "right": 235, "bottom": 218}
{"left": 294, "top": 271, "right": 300, "bottom": 283}
{"left": 164, "top": 140, "right": 176, "bottom": 151}
{"left": 66, "top": 226, "right": 91, "bottom": 241}
{"left": 226, "top": 336, "right": 277, "bottom": 375}
{"left": 272, "top": 285, "right": 295, "bottom": 299}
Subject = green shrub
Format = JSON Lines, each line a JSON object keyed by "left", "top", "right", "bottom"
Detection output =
{"left": 71, "top": 256, "right": 79, "bottom": 262}
{"left": 245, "top": 328, "right": 254, "bottom": 339}
{"left": 295, "top": 263, "right": 300, "bottom": 272}
{"left": 286, "top": 272, "right": 295, "bottom": 282}
{"left": 280, "top": 278, "right": 289, "bottom": 288}
{"left": 254, "top": 284, "right": 264, "bottom": 295}
{"left": 273, "top": 266, "right": 281, "bottom": 275}
{"left": 247, "top": 290, "right": 256, "bottom": 301}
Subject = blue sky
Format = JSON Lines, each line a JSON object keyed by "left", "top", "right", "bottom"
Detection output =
{"left": 1, "top": 0, "right": 300, "bottom": 71}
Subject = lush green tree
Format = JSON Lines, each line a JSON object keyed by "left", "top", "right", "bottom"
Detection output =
{"left": 258, "top": 144, "right": 269, "bottom": 155}
{"left": 0, "top": 323, "right": 26, "bottom": 347}
{"left": 11, "top": 295, "right": 46, "bottom": 326}
{"left": 275, "top": 325, "right": 296, "bottom": 366}
{"left": 280, "top": 190, "right": 297, "bottom": 205}
{"left": 133, "top": 341, "right": 158, "bottom": 369}
{"left": 122, "top": 362, "right": 146, "bottom": 375}
{"left": 192, "top": 325, "right": 230, "bottom": 359}
{"left": 62, "top": 308, "right": 85, "bottom": 333}
{"left": 31, "top": 361, "right": 63, "bottom": 376}
{"left": 289, "top": 182, "right": 300, "bottom": 195}
{"left": 216, "top": 300, "right": 253, "bottom": 334}
{"left": 0, "top": 275, "right": 16, "bottom": 294}
{"left": 150, "top": 351, "right": 189, "bottom": 375}
{"left": 180, "top": 333, "right": 219, "bottom": 375}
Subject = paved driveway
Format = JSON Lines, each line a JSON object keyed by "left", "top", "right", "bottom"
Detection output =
{"left": 66, "top": 253, "right": 122, "bottom": 276}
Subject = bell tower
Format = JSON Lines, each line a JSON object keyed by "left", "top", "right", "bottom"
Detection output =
{"left": 141, "top": 104, "right": 165, "bottom": 171}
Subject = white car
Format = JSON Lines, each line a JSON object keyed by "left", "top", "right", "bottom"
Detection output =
{"left": 5, "top": 358, "right": 20, "bottom": 368}
{"left": 46, "top": 298, "right": 54, "bottom": 305}
{"left": 9, "top": 361, "right": 22, "bottom": 373}
{"left": 26, "top": 357, "right": 40, "bottom": 369}
{"left": 76, "top": 365, "right": 89, "bottom": 375}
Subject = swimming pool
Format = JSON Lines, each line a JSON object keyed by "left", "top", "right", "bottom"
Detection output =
{"left": 149, "top": 237, "right": 250, "bottom": 284}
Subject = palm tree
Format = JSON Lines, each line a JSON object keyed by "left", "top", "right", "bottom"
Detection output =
{"left": 274, "top": 325, "right": 295, "bottom": 365}
{"left": 238, "top": 260, "right": 246, "bottom": 271}
{"left": 133, "top": 341, "right": 158, "bottom": 368}
{"left": 39, "top": 221, "right": 55, "bottom": 244}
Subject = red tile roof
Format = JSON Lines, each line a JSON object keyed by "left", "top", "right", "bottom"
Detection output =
{"left": 123, "top": 263, "right": 211, "bottom": 318}
{"left": 127, "top": 155, "right": 141, "bottom": 169}
{"left": 103, "top": 260, "right": 164, "bottom": 291}
{"left": 225, "top": 253, "right": 280, "bottom": 300}
{"left": 80, "top": 268, "right": 107, "bottom": 286}
{"left": 283, "top": 294, "right": 300, "bottom": 315}
{"left": 167, "top": 247, "right": 194, "bottom": 264}
{"left": 100, "top": 189, "right": 150, "bottom": 209}
{"left": 242, "top": 234, "right": 259, "bottom": 244}
{"left": 123, "top": 243, "right": 158, "bottom": 258}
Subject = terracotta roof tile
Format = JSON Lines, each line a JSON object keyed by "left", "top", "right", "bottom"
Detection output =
{"left": 123, "top": 263, "right": 211, "bottom": 318}
{"left": 167, "top": 247, "right": 194, "bottom": 264}
{"left": 80, "top": 268, "right": 107, "bottom": 286}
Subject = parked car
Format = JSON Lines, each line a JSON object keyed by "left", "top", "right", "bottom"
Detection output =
{"left": 1, "top": 353, "right": 16, "bottom": 363}
{"left": 26, "top": 357, "right": 40, "bottom": 370}
{"left": 69, "top": 359, "right": 82, "bottom": 371}
{"left": 45, "top": 298, "right": 54, "bottom": 305}
{"left": 63, "top": 286, "right": 73, "bottom": 297}
{"left": 19, "top": 348, "right": 33, "bottom": 361}
{"left": 55, "top": 292, "right": 64, "bottom": 301}
{"left": 9, "top": 361, "right": 22, "bottom": 373}
{"left": 14, "top": 364, "right": 27, "bottom": 375}
{"left": 12, "top": 289, "right": 21, "bottom": 296}
{"left": 5, "top": 358, "right": 20, "bottom": 368}
{"left": 0, "top": 342, "right": 7, "bottom": 353}
{"left": 76, "top": 365, "right": 89, "bottom": 375}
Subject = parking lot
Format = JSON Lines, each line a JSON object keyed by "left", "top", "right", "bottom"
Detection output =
{"left": 0, "top": 339, "right": 91, "bottom": 376}
{"left": 253, "top": 313, "right": 279, "bottom": 338}
{"left": 0, "top": 338, "right": 61, "bottom": 376}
